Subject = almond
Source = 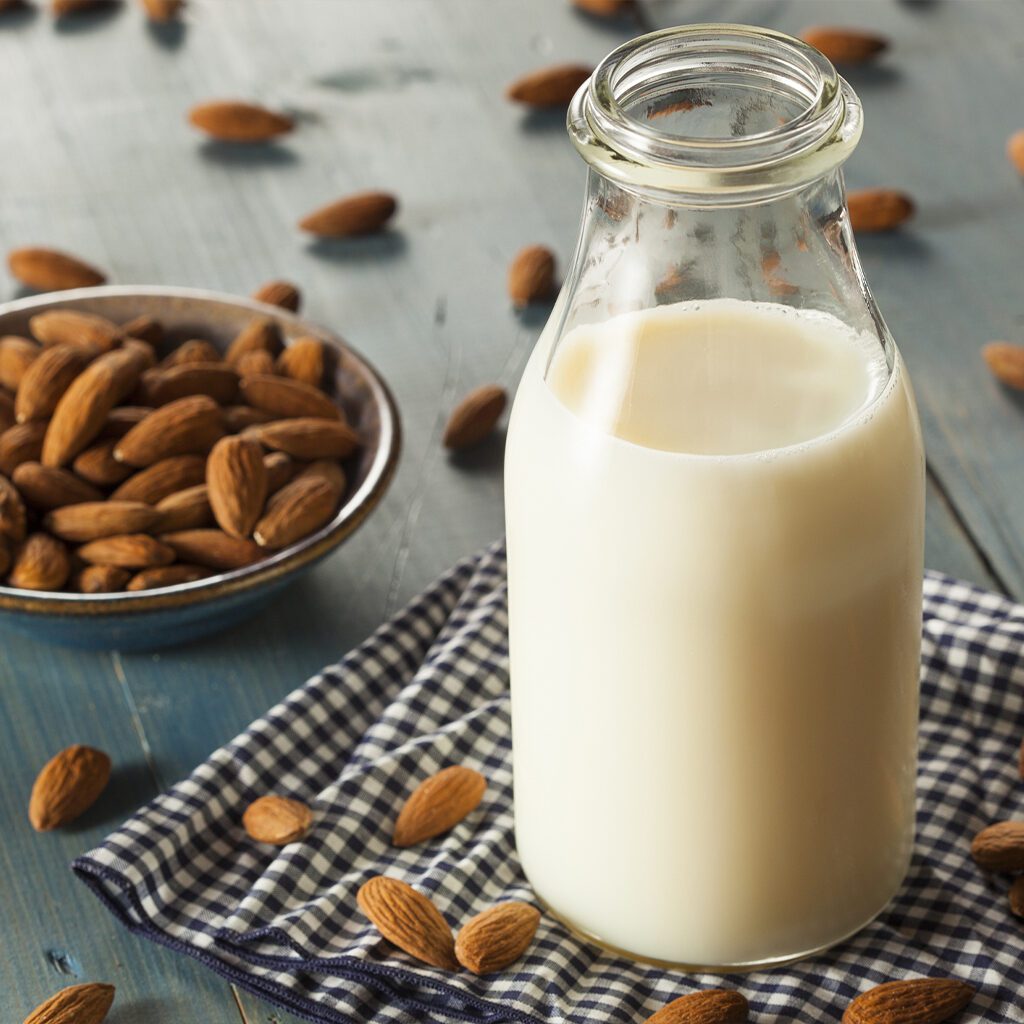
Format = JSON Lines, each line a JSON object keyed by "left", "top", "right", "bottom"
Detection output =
{"left": 0, "top": 420, "right": 46, "bottom": 475}
{"left": 225, "top": 317, "right": 283, "bottom": 366}
{"left": 0, "top": 336, "right": 40, "bottom": 391}
{"left": 9, "top": 532, "right": 71, "bottom": 590}
{"left": 357, "top": 876, "right": 458, "bottom": 970}
{"left": 101, "top": 406, "right": 150, "bottom": 438}
{"left": 15, "top": 344, "right": 92, "bottom": 422}
{"left": 0, "top": 539, "right": 10, "bottom": 577}
{"left": 126, "top": 563, "right": 209, "bottom": 591}
{"left": 30, "top": 310, "right": 121, "bottom": 352}
{"left": 262, "top": 451, "right": 294, "bottom": 493}
{"left": 508, "top": 245, "right": 556, "bottom": 307}
{"left": 52, "top": 0, "right": 115, "bottom": 15}
{"left": 188, "top": 100, "right": 294, "bottom": 143}
{"left": 123, "top": 338, "right": 157, "bottom": 370}
{"left": 235, "top": 349, "right": 277, "bottom": 378}
{"left": 843, "top": 978, "right": 974, "bottom": 1024}
{"left": 223, "top": 404, "right": 275, "bottom": 433}
{"left": 277, "top": 336, "right": 333, "bottom": 390}
{"left": 392, "top": 765, "right": 487, "bottom": 847}
{"left": 13, "top": 462, "right": 103, "bottom": 509}
{"left": 248, "top": 418, "right": 359, "bottom": 459}
{"left": 0, "top": 472, "right": 27, "bottom": 544}
{"left": 800, "top": 27, "right": 888, "bottom": 65}
{"left": 847, "top": 189, "right": 914, "bottom": 233}
{"left": 22, "top": 982, "right": 115, "bottom": 1024}
{"left": 295, "top": 458, "right": 345, "bottom": 494}
{"left": 73, "top": 440, "right": 134, "bottom": 486}
{"left": 160, "top": 338, "right": 221, "bottom": 367}
{"left": 141, "top": 0, "right": 183, "bottom": 21}
{"left": 154, "top": 484, "right": 212, "bottom": 532}
{"left": 7, "top": 248, "right": 106, "bottom": 292}
{"left": 78, "top": 533, "right": 176, "bottom": 569}
{"left": 121, "top": 313, "right": 163, "bottom": 346}
{"left": 1010, "top": 875, "right": 1024, "bottom": 918}
{"left": 970, "top": 820, "right": 1024, "bottom": 872}
{"left": 645, "top": 989, "right": 749, "bottom": 1024}
{"left": 142, "top": 363, "right": 239, "bottom": 406}
{"left": 207, "top": 435, "right": 267, "bottom": 538}
{"left": 159, "top": 528, "right": 263, "bottom": 570}
{"left": 72, "top": 564, "right": 131, "bottom": 593}
{"left": 0, "top": 389, "right": 14, "bottom": 433}
{"left": 45, "top": 500, "right": 161, "bottom": 542}
{"left": 253, "top": 475, "right": 337, "bottom": 548}
{"left": 506, "top": 64, "right": 592, "bottom": 108}
{"left": 242, "top": 794, "right": 313, "bottom": 844}
{"left": 982, "top": 342, "right": 1024, "bottom": 390}
{"left": 252, "top": 279, "right": 301, "bottom": 312}
{"left": 1008, "top": 131, "right": 1024, "bottom": 177}
{"left": 443, "top": 385, "right": 507, "bottom": 450}
{"left": 28, "top": 743, "right": 110, "bottom": 830}
{"left": 455, "top": 902, "right": 540, "bottom": 975}
{"left": 114, "top": 395, "right": 224, "bottom": 466}
{"left": 572, "top": 0, "right": 633, "bottom": 15}
{"left": 110, "top": 454, "right": 207, "bottom": 504}
{"left": 298, "top": 191, "right": 398, "bottom": 237}
{"left": 240, "top": 373, "right": 341, "bottom": 421}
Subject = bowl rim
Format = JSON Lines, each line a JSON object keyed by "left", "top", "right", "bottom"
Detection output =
{"left": 0, "top": 284, "right": 401, "bottom": 616}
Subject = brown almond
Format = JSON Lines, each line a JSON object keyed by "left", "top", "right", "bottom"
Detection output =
{"left": 572, "top": 0, "right": 633, "bottom": 15}
{"left": 295, "top": 458, "right": 346, "bottom": 494}
{"left": 253, "top": 476, "right": 337, "bottom": 548}
{"left": 9, "top": 532, "right": 70, "bottom": 590}
{"left": 154, "top": 483, "right": 212, "bottom": 532}
{"left": 114, "top": 395, "right": 225, "bottom": 467}
{"left": 123, "top": 338, "right": 157, "bottom": 370}
{"left": 225, "top": 317, "right": 283, "bottom": 366}
{"left": 52, "top": 0, "right": 115, "bottom": 15}
{"left": 28, "top": 744, "right": 111, "bottom": 830}
{"left": 22, "top": 982, "right": 115, "bottom": 1024}
{"left": 645, "top": 989, "right": 749, "bottom": 1024}
{"left": 847, "top": 189, "right": 915, "bottom": 233}
{"left": 45, "top": 501, "right": 161, "bottom": 542}
{"left": 455, "top": 902, "right": 540, "bottom": 975}
{"left": 1009, "top": 875, "right": 1024, "bottom": 918}
{"left": 160, "top": 528, "right": 263, "bottom": 570}
{"left": 240, "top": 373, "right": 340, "bottom": 421}
{"left": 161, "top": 338, "right": 222, "bottom": 368}
{"left": 242, "top": 794, "right": 313, "bottom": 844}
{"left": 0, "top": 389, "right": 14, "bottom": 433}
{"left": 13, "top": 462, "right": 103, "bottom": 509}
{"left": 110, "top": 454, "right": 207, "bottom": 504}
{"left": 253, "top": 280, "right": 301, "bottom": 312}
{"left": 277, "top": 336, "right": 333, "bottom": 390}
{"left": 970, "top": 820, "right": 1024, "bottom": 872}
{"left": 73, "top": 440, "right": 133, "bottom": 487}
{"left": 508, "top": 245, "right": 556, "bottom": 307}
{"left": 982, "top": 342, "right": 1024, "bottom": 390}
{"left": 141, "top": 0, "right": 183, "bottom": 21}
{"left": 235, "top": 349, "right": 277, "bottom": 378}
{"left": 207, "top": 435, "right": 267, "bottom": 538}
{"left": 843, "top": 978, "right": 974, "bottom": 1024}
{"left": 392, "top": 765, "right": 487, "bottom": 847}
{"left": 298, "top": 191, "right": 398, "bottom": 237}
{"left": 188, "top": 100, "right": 294, "bottom": 143}
{"left": 800, "top": 27, "right": 888, "bottom": 66}
{"left": 248, "top": 418, "right": 359, "bottom": 459}
{"left": 357, "top": 876, "right": 457, "bottom": 970}
{"left": 1008, "top": 131, "right": 1024, "bottom": 177}
{"left": 72, "top": 564, "right": 131, "bottom": 593}
{"left": 0, "top": 472, "right": 27, "bottom": 544}
{"left": 101, "top": 405, "right": 150, "bottom": 438}
{"left": 126, "top": 563, "right": 209, "bottom": 591}
{"left": 30, "top": 310, "right": 121, "bottom": 352}
{"left": 506, "top": 63, "right": 592, "bottom": 108}
{"left": 121, "top": 313, "right": 163, "bottom": 346}
{"left": 0, "top": 421, "right": 46, "bottom": 476}
{"left": 78, "top": 533, "right": 177, "bottom": 569}
{"left": 0, "top": 336, "right": 40, "bottom": 391}
{"left": 7, "top": 248, "right": 105, "bottom": 292}
{"left": 0, "top": 539, "right": 9, "bottom": 577}
{"left": 443, "top": 385, "right": 507, "bottom": 450}
{"left": 263, "top": 451, "right": 295, "bottom": 493}
{"left": 224, "top": 404, "right": 275, "bottom": 433}
{"left": 142, "top": 363, "right": 240, "bottom": 406}
{"left": 15, "top": 344, "right": 92, "bottom": 423}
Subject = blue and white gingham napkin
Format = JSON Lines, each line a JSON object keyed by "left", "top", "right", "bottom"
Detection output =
{"left": 73, "top": 542, "right": 1024, "bottom": 1023}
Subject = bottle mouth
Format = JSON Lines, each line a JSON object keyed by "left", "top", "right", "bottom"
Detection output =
{"left": 569, "top": 24, "right": 862, "bottom": 204}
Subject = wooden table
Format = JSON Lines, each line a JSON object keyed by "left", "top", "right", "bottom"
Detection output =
{"left": 1, "top": 1, "right": 1020, "bottom": 1020}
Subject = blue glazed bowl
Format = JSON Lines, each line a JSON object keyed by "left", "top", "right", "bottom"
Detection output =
{"left": 0, "top": 286, "right": 401, "bottom": 650}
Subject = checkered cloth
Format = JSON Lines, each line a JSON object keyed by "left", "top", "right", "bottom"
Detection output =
{"left": 73, "top": 542, "right": 1024, "bottom": 1023}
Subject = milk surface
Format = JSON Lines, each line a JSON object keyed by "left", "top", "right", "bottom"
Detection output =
{"left": 505, "top": 298, "right": 924, "bottom": 967}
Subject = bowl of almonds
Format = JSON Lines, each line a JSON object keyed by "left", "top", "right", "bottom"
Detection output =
{"left": 0, "top": 285, "right": 400, "bottom": 649}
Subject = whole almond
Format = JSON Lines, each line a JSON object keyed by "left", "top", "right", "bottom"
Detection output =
{"left": 22, "top": 982, "right": 115, "bottom": 1024}
{"left": 161, "top": 338, "right": 221, "bottom": 368}
{"left": 141, "top": 0, "right": 183, "bottom": 21}
{"left": 207, "top": 435, "right": 267, "bottom": 538}
{"left": 73, "top": 440, "right": 134, "bottom": 487}
{"left": 101, "top": 406, "right": 150, "bottom": 439}
{"left": 121, "top": 314, "right": 163, "bottom": 346}
{"left": 800, "top": 27, "right": 888, "bottom": 65}
{"left": 506, "top": 64, "right": 592, "bottom": 107}
{"left": 13, "top": 462, "right": 102, "bottom": 509}
{"left": 155, "top": 483, "right": 212, "bottom": 532}
{"left": 0, "top": 336, "right": 40, "bottom": 391}
{"left": 126, "top": 564, "right": 209, "bottom": 591}
{"left": 0, "top": 390, "right": 14, "bottom": 433}
{"left": 30, "top": 310, "right": 121, "bottom": 352}
{"left": 114, "top": 395, "right": 225, "bottom": 467}
{"left": 970, "top": 820, "right": 1024, "bottom": 872}
{"left": 843, "top": 978, "right": 974, "bottom": 1024}
{"left": 45, "top": 500, "right": 160, "bottom": 542}
{"left": 111, "top": 454, "right": 207, "bottom": 504}
{"left": 455, "top": 902, "right": 540, "bottom": 975}
{"left": 443, "top": 385, "right": 507, "bottom": 450}
{"left": 235, "top": 350, "right": 277, "bottom": 379}
{"left": 8, "top": 248, "right": 106, "bottom": 292}
{"left": 28, "top": 744, "right": 110, "bottom": 830}
{"left": 73, "top": 564, "right": 131, "bottom": 593}
{"left": 242, "top": 794, "right": 313, "bottom": 844}
{"left": 277, "top": 336, "right": 332, "bottom": 390}
{"left": 240, "top": 373, "right": 340, "bottom": 421}
{"left": 0, "top": 472, "right": 27, "bottom": 544}
{"left": 847, "top": 189, "right": 915, "bottom": 233}
{"left": 253, "top": 475, "right": 337, "bottom": 548}
{"left": 644, "top": 989, "right": 749, "bottom": 1024}
{"left": 253, "top": 280, "right": 301, "bottom": 312}
{"left": 188, "top": 100, "right": 293, "bottom": 142}
{"left": 52, "top": 0, "right": 115, "bottom": 15}
{"left": 224, "top": 404, "right": 275, "bottom": 432}
{"left": 295, "top": 458, "right": 345, "bottom": 494}
{"left": 10, "top": 533, "right": 71, "bottom": 590}
{"left": 392, "top": 764, "right": 487, "bottom": 847}
{"left": 508, "top": 245, "right": 556, "bottom": 307}
{"left": 225, "top": 317, "right": 283, "bottom": 366}
{"left": 572, "top": 0, "right": 633, "bottom": 15}
{"left": 1008, "top": 131, "right": 1024, "bottom": 176}
{"left": 248, "top": 418, "right": 359, "bottom": 459}
{"left": 78, "top": 533, "right": 176, "bottom": 569}
{"left": 298, "top": 191, "right": 398, "bottom": 237}
{"left": 357, "top": 876, "right": 458, "bottom": 970}
{"left": 16, "top": 344, "right": 92, "bottom": 423}
{"left": 160, "top": 528, "right": 263, "bottom": 570}
{"left": 142, "top": 364, "right": 239, "bottom": 406}
{"left": 0, "top": 421, "right": 47, "bottom": 475}
{"left": 982, "top": 342, "right": 1024, "bottom": 390}
{"left": 1010, "top": 875, "right": 1024, "bottom": 918}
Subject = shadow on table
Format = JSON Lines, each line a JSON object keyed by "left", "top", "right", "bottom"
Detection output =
{"left": 0, "top": 3, "right": 38, "bottom": 29}
{"left": 447, "top": 427, "right": 506, "bottom": 475}
{"left": 306, "top": 231, "right": 407, "bottom": 264}
{"left": 517, "top": 108, "right": 568, "bottom": 136}
{"left": 53, "top": 3, "right": 122, "bottom": 34}
{"left": 197, "top": 140, "right": 299, "bottom": 169}
{"left": 67, "top": 761, "right": 157, "bottom": 833}
{"left": 856, "top": 229, "right": 933, "bottom": 263}
{"left": 145, "top": 16, "right": 186, "bottom": 51}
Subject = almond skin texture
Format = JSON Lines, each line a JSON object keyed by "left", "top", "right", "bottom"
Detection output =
{"left": 263, "top": 451, "right": 295, "bottom": 493}
{"left": 393, "top": 765, "right": 487, "bottom": 847}
{"left": 240, "top": 373, "right": 340, "bottom": 421}
{"left": 295, "top": 458, "right": 346, "bottom": 494}
{"left": 114, "top": 395, "right": 225, "bottom": 467}
{"left": 0, "top": 336, "right": 40, "bottom": 391}
{"left": 0, "top": 390, "right": 15, "bottom": 433}
{"left": 207, "top": 435, "right": 267, "bottom": 538}
{"left": 30, "top": 310, "right": 121, "bottom": 352}
{"left": 188, "top": 100, "right": 294, "bottom": 142}
{"left": 155, "top": 483, "right": 212, "bottom": 532}
{"left": 73, "top": 564, "right": 131, "bottom": 593}
{"left": 143, "top": 364, "right": 240, "bottom": 406}
{"left": 843, "top": 979, "right": 974, "bottom": 1024}
{"left": 243, "top": 794, "right": 313, "bottom": 844}
{"left": 28, "top": 744, "right": 110, "bottom": 830}
{"left": 78, "top": 533, "right": 177, "bottom": 569}
{"left": 16, "top": 344, "right": 92, "bottom": 423}
{"left": 0, "top": 472, "right": 28, "bottom": 544}
{"left": 13, "top": 462, "right": 103, "bottom": 509}
{"left": 254, "top": 475, "right": 337, "bottom": 548}
{"left": 22, "top": 982, "right": 115, "bottom": 1024}
{"left": 357, "top": 876, "right": 458, "bottom": 970}
{"left": 121, "top": 314, "right": 163, "bottom": 346}
{"left": 506, "top": 64, "right": 592, "bottom": 107}
{"left": 224, "top": 404, "right": 275, "bottom": 433}
{"left": 45, "top": 500, "right": 160, "bottom": 542}
{"left": 73, "top": 440, "right": 133, "bottom": 487}
{"left": 0, "top": 421, "right": 46, "bottom": 475}
{"left": 9, "top": 533, "right": 71, "bottom": 590}
{"left": 225, "top": 317, "right": 283, "bottom": 366}
{"left": 847, "top": 189, "right": 915, "bottom": 233}
{"left": 508, "top": 245, "right": 556, "bottom": 307}
{"left": 277, "top": 336, "right": 332, "bottom": 390}
{"left": 160, "top": 528, "right": 263, "bottom": 570}
{"left": 982, "top": 342, "right": 1024, "bottom": 390}
{"left": 235, "top": 350, "right": 277, "bottom": 378}
{"left": 101, "top": 406, "right": 150, "bottom": 439}
{"left": 141, "top": 0, "right": 183, "bottom": 21}
{"left": 110, "top": 454, "right": 207, "bottom": 504}
{"left": 1008, "top": 131, "right": 1024, "bottom": 176}
{"left": 8, "top": 247, "right": 106, "bottom": 292}
{"left": 800, "top": 27, "right": 888, "bottom": 65}
{"left": 248, "top": 418, "right": 359, "bottom": 459}
{"left": 971, "top": 820, "right": 1024, "bottom": 872}
{"left": 253, "top": 280, "right": 301, "bottom": 312}
{"left": 126, "top": 563, "right": 209, "bottom": 591}
{"left": 443, "top": 385, "right": 507, "bottom": 450}
{"left": 455, "top": 902, "right": 540, "bottom": 975}
{"left": 299, "top": 191, "right": 398, "bottom": 237}
{"left": 644, "top": 989, "right": 749, "bottom": 1024}
{"left": 161, "top": 338, "right": 221, "bottom": 368}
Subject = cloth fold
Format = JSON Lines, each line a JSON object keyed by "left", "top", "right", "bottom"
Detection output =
{"left": 74, "top": 543, "right": 1024, "bottom": 1023}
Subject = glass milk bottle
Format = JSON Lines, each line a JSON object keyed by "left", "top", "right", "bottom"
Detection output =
{"left": 505, "top": 24, "right": 925, "bottom": 970}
